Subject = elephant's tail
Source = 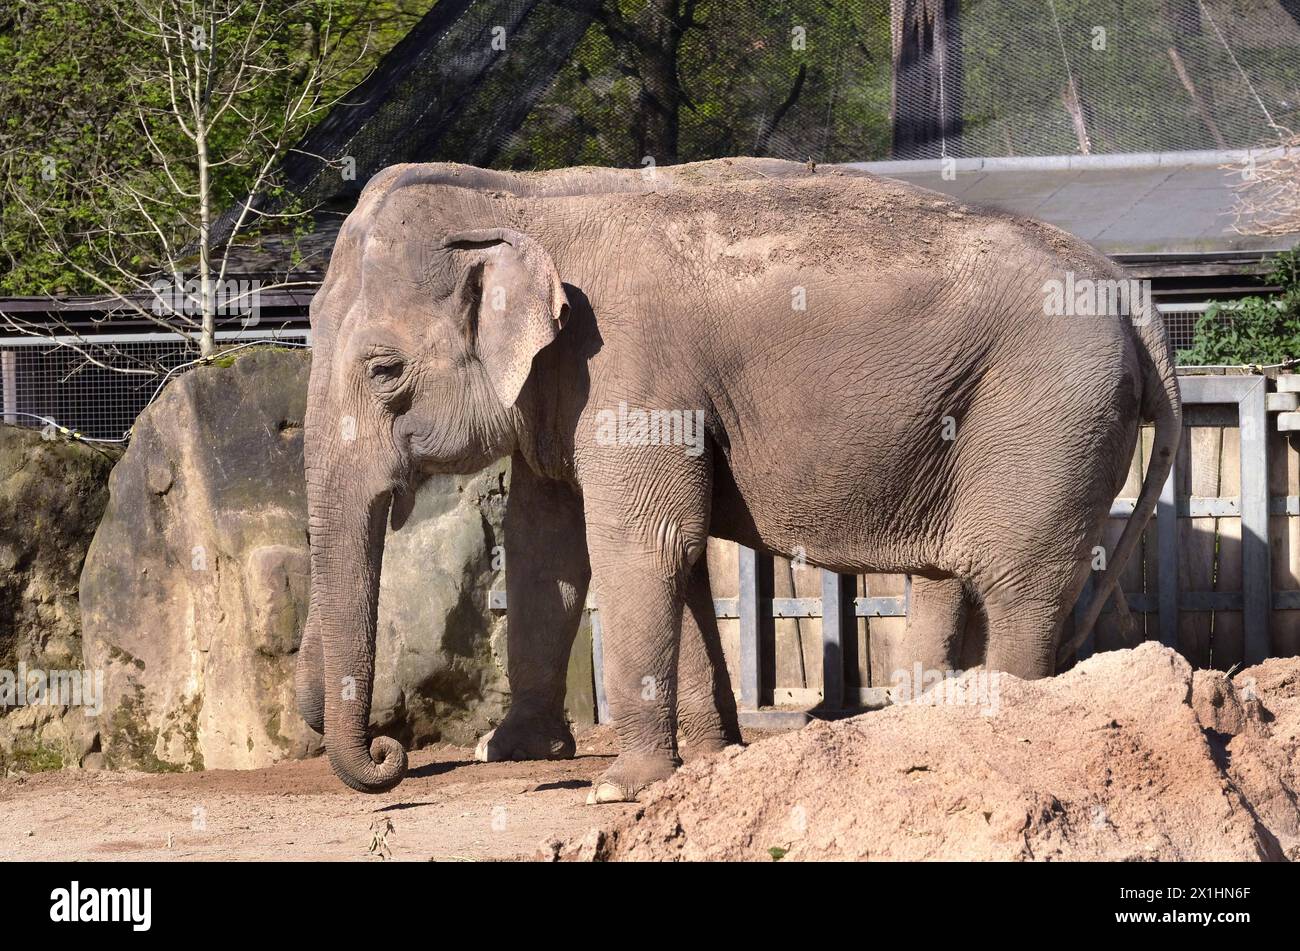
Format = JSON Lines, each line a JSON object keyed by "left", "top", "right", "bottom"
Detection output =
{"left": 1058, "top": 307, "right": 1183, "bottom": 665}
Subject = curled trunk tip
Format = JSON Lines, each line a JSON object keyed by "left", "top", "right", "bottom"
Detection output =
{"left": 329, "top": 735, "right": 408, "bottom": 793}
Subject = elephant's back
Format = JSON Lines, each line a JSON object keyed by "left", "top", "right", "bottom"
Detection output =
{"left": 602, "top": 171, "right": 964, "bottom": 274}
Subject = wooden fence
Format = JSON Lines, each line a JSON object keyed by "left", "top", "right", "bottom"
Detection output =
{"left": 497, "top": 371, "right": 1300, "bottom": 727}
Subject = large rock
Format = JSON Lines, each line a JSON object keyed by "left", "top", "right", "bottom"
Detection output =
{"left": 0, "top": 424, "right": 118, "bottom": 773}
{"left": 79, "top": 349, "right": 513, "bottom": 771}
{"left": 372, "top": 464, "right": 512, "bottom": 749}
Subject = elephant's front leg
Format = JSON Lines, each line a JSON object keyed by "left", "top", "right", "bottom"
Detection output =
{"left": 583, "top": 459, "right": 711, "bottom": 803}
{"left": 475, "top": 453, "right": 590, "bottom": 762}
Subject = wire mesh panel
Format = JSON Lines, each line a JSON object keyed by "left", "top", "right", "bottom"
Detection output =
{"left": 1159, "top": 303, "right": 1220, "bottom": 354}
{"left": 0, "top": 332, "right": 309, "bottom": 441}
{"left": 1024, "top": 0, "right": 1300, "bottom": 157}
{"left": 293, "top": 0, "right": 1300, "bottom": 182}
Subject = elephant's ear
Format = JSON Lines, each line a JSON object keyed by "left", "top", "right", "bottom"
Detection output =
{"left": 441, "top": 228, "right": 569, "bottom": 407}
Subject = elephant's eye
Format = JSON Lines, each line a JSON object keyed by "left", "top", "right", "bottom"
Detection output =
{"left": 367, "top": 357, "right": 405, "bottom": 385}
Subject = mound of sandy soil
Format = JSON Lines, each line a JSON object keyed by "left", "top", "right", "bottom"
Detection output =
{"left": 546, "top": 644, "right": 1300, "bottom": 861}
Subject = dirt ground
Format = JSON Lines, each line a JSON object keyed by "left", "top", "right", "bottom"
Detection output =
{"left": 0, "top": 728, "right": 636, "bottom": 862}
{"left": 4, "top": 644, "right": 1298, "bottom": 862}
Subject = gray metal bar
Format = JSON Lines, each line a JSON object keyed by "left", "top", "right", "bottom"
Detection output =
{"left": 1177, "top": 374, "right": 1259, "bottom": 405}
{"left": 1, "top": 350, "right": 15, "bottom": 425}
{"left": 1112, "top": 495, "right": 1300, "bottom": 517}
{"left": 820, "top": 570, "right": 845, "bottom": 710}
{"left": 849, "top": 147, "right": 1283, "bottom": 177}
{"left": 494, "top": 591, "right": 911, "bottom": 620}
{"left": 738, "top": 709, "right": 810, "bottom": 729}
{"left": 1129, "top": 591, "right": 1243, "bottom": 613}
{"left": 1111, "top": 496, "right": 1238, "bottom": 518}
{"left": 738, "top": 546, "right": 760, "bottom": 711}
{"left": 1239, "top": 377, "right": 1271, "bottom": 664}
{"left": 1157, "top": 463, "right": 1180, "bottom": 649}
{"left": 589, "top": 608, "right": 609, "bottom": 725}
{"left": 854, "top": 596, "right": 907, "bottom": 617}
{"left": 0, "top": 328, "right": 310, "bottom": 346}
{"left": 730, "top": 595, "right": 908, "bottom": 619}
{"left": 1073, "top": 572, "right": 1096, "bottom": 659}
{"left": 772, "top": 597, "right": 822, "bottom": 617}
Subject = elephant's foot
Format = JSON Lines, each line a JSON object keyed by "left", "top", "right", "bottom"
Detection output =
{"left": 679, "top": 732, "right": 739, "bottom": 762}
{"left": 586, "top": 751, "right": 680, "bottom": 804}
{"left": 677, "top": 708, "right": 742, "bottom": 762}
{"left": 474, "top": 711, "right": 576, "bottom": 762}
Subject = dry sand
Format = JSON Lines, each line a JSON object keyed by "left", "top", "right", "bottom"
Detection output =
{"left": 547, "top": 644, "right": 1300, "bottom": 861}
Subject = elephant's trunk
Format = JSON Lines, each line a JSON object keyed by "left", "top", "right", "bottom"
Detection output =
{"left": 294, "top": 613, "right": 324, "bottom": 735}
{"left": 306, "top": 469, "right": 407, "bottom": 793}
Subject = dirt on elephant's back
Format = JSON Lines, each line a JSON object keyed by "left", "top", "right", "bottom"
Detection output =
{"left": 611, "top": 171, "right": 980, "bottom": 275}
{"left": 550, "top": 644, "right": 1300, "bottom": 862}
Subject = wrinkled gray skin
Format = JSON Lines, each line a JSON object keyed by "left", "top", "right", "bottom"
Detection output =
{"left": 296, "top": 158, "right": 1181, "bottom": 797}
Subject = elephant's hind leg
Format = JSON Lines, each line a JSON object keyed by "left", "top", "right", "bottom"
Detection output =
{"left": 978, "top": 558, "right": 1090, "bottom": 680}
{"left": 903, "top": 576, "right": 969, "bottom": 675}
{"left": 676, "top": 553, "right": 742, "bottom": 759}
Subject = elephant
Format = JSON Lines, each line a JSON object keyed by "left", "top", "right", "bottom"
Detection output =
{"left": 294, "top": 159, "right": 817, "bottom": 786}
{"left": 295, "top": 157, "right": 1181, "bottom": 798}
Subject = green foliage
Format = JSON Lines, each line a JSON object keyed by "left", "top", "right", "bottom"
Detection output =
{"left": 1178, "top": 249, "right": 1300, "bottom": 367}
{"left": 208, "top": 343, "right": 294, "bottom": 368}
{"left": 1, "top": 740, "right": 67, "bottom": 773}
{"left": 0, "top": 0, "right": 428, "bottom": 297}
{"left": 496, "top": 0, "right": 1300, "bottom": 171}
{"left": 496, "top": 0, "right": 892, "bottom": 170}
{"left": 0, "top": 2, "right": 141, "bottom": 294}
{"left": 7, "top": 0, "right": 1298, "bottom": 299}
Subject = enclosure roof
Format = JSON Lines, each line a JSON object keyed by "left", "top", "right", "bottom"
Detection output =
{"left": 255, "top": 148, "right": 1292, "bottom": 279}
{"left": 852, "top": 149, "right": 1299, "bottom": 257}
{"left": 17, "top": 149, "right": 1289, "bottom": 329}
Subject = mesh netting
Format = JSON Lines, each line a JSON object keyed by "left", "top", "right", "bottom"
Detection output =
{"left": 285, "top": 0, "right": 603, "bottom": 211}
{"left": 283, "top": 0, "right": 1300, "bottom": 207}
{"left": 946, "top": 0, "right": 1298, "bottom": 159}
{"left": 0, "top": 333, "right": 310, "bottom": 441}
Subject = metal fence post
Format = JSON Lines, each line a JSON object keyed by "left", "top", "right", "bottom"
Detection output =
{"left": 738, "top": 546, "right": 760, "bottom": 711}
{"left": 1072, "top": 572, "right": 1096, "bottom": 660}
{"left": 1240, "top": 377, "right": 1271, "bottom": 664}
{"left": 820, "top": 570, "right": 845, "bottom": 710}
{"left": 1, "top": 350, "right": 15, "bottom": 425}
{"left": 1157, "top": 460, "right": 1180, "bottom": 650}
{"left": 589, "top": 608, "right": 610, "bottom": 725}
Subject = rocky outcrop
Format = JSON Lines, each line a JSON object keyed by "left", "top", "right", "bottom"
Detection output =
{"left": 0, "top": 424, "right": 119, "bottom": 773}
{"left": 372, "top": 464, "right": 512, "bottom": 750}
{"left": 79, "top": 349, "right": 514, "bottom": 772}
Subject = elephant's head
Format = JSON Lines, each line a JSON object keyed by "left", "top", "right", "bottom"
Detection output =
{"left": 301, "top": 185, "right": 569, "bottom": 792}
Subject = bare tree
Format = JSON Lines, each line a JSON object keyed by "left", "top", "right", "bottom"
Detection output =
{"left": 2, "top": 0, "right": 366, "bottom": 358}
